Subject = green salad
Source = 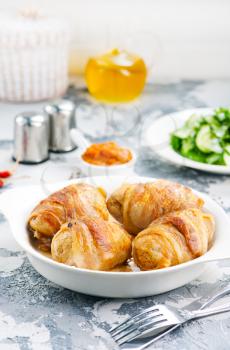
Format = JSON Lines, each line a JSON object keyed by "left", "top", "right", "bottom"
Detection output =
{"left": 170, "top": 108, "right": 230, "bottom": 166}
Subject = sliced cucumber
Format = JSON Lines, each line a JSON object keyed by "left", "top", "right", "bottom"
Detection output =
{"left": 170, "top": 135, "right": 181, "bottom": 151}
{"left": 173, "top": 127, "right": 191, "bottom": 139}
{"left": 181, "top": 138, "right": 194, "bottom": 154}
{"left": 196, "top": 125, "right": 222, "bottom": 154}
{"left": 224, "top": 144, "right": 230, "bottom": 154}
{"left": 206, "top": 153, "right": 221, "bottom": 164}
{"left": 183, "top": 150, "right": 206, "bottom": 163}
{"left": 185, "top": 114, "right": 202, "bottom": 128}
{"left": 204, "top": 115, "right": 215, "bottom": 124}
{"left": 215, "top": 111, "right": 227, "bottom": 122}
{"left": 224, "top": 152, "right": 230, "bottom": 166}
{"left": 212, "top": 124, "right": 228, "bottom": 138}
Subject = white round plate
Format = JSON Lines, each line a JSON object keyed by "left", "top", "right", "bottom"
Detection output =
{"left": 145, "top": 108, "right": 230, "bottom": 174}
{"left": 0, "top": 175, "right": 230, "bottom": 298}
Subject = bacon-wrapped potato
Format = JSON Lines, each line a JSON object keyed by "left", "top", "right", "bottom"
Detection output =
{"left": 132, "top": 208, "right": 214, "bottom": 270}
{"left": 107, "top": 180, "right": 204, "bottom": 235}
{"left": 51, "top": 217, "right": 132, "bottom": 271}
{"left": 28, "top": 183, "right": 108, "bottom": 249}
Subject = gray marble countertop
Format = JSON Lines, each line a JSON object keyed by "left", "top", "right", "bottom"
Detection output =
{"left": 0, "top": 80, "right": 230, "bottom": 350}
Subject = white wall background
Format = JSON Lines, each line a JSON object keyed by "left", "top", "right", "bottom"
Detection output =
{"left": 0, "top": 0, "right": 230, "bottom": 81}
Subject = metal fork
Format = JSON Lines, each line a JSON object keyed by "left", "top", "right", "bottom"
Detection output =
{"left": 110, "top": 283, "right": 230, "bottom": 347}
{"left": 111, "top": 301, "right": 230, "bottom": 346}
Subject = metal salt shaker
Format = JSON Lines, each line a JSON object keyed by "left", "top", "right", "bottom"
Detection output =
{"left": 13, "top": 112, "right": 49, "bottom": 164}
{"left": 45, "top": 99, "right": 76, "bottom": 153}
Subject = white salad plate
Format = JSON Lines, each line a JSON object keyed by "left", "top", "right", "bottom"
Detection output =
{"left": 145, "top": 108, "right": 230, "bottom": 174}
{"left": 0, "top": 175, "right": 230, "bottom": 298}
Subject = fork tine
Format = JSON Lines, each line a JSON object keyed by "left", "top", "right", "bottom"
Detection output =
{"left": 139, "top": 316, "right": 168, "bottom": 332}
{"left": 114, "top": 324, "right": 141, "bottom": 344}
{"left": 109, "top": 316, "right": 131, "bottom": 333}
{"left": 112, "top": 314, "right": 162, "bottom": 341}
{"left": 118, "top": 320, "right": 172, "bottom": 346}
{"left": 111, "top": 308, "right": 160, "bottom": 338}
{"left": 114, "top": 314, "right": 167, "bottom": 345}
{"left": 111, "top": 320, "right": 135, "bottom": 338}
{"left": 109, "top": 305, "right": 159, "bottom": 334}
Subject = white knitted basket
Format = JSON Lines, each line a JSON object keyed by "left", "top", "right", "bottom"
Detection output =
{"left": 0, "top": 11, "right": 70, "bottom": 102}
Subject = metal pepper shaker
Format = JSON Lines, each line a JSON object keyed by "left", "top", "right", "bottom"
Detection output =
{"left": 45, "top": 99, "right": 77, "bottom": 153}
{"left": 13, "top": 112, "right": 49, "bottom": 164}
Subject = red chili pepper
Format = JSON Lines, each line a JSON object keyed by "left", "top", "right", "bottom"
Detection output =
{"left": 0, "top": 170, "right": 11, "bottom": 178}
{"left": 0, "top": 179, "right": 4, "bottom": 188}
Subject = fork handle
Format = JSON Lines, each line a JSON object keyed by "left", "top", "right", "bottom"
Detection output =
{"left": 190, "top": 303, "right": 230, "bottom": 320}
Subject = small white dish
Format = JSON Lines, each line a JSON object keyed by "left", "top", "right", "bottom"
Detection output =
{"left": 145, "top": 108, "right": 230, "bottom": 174}
{"left": 71, "top": 128, "right": 136, "bottom": 176}
{"left": 0, "top": 176, "right": 230, "bottom": 298}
